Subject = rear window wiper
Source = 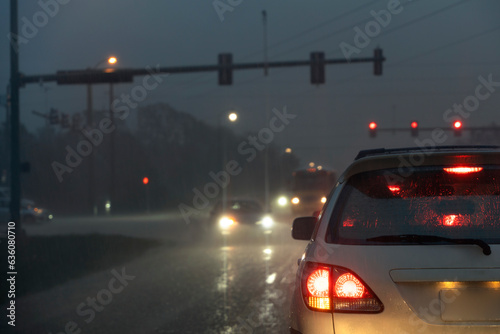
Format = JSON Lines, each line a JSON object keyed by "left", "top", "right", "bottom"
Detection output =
{"left": 366, "top": 234, "right": 491, "bottom": 256}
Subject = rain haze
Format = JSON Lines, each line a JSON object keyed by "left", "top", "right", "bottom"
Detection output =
{"left": 1, "top": 0, "right": 500, "bottom": 333}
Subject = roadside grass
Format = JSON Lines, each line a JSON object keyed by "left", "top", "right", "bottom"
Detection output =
{"left": 6, "top": 234, "right": 163, "bottom": 301}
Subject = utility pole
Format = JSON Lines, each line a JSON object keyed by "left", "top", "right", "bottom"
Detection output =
{"left": 109, "top": 83, "right": 115, "bottom": 214}
{"left": 262, "top": 10, "right": 268, "bottom": 77}
{"left": 9, "top": 0, "right": 21, "bottom": 227}
{"left": 86, "top": 83, "right": 96, "bottom": 214}
{"left": 263, "top": 10, "right": 270, "bottom": 213}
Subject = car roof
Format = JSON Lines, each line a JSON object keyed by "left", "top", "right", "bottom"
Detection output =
{"left": 338, "top": 145, "right": 500, "bottom": 183}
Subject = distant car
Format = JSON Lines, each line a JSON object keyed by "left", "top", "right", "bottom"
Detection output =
{"left": 0, "top": 198, "right": 53, "bottom": 224}
{"left": 290, "top": 146, "right": 500, "bottom": 334}
{"left": 209, "top": 199, "right": 273, "bottom": 234}
{"left": 21, "top": 199, "right": 54, "bottom": 223}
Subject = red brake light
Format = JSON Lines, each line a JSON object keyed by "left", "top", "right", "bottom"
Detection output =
{"left": 307, "top": 269, "right": 330, "bottom": 296}
{"left": 302, "top": 263, "right": 383, "bottom": 313}
{"left": 443, "top": 166, "right": 483, "bottom": 174}
{"left": 443, "top": 214, "right": 457, "bottom": 226}
{"left": 388, "top": 185, "right": 400, "bottom": 193}
{"left": 305, "top": 268, "right": 331, "bottom": 310}
{"left": 335, "top": 273, "right": 365, "bottom": 298}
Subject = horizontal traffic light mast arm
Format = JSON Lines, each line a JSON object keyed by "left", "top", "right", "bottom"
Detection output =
{"left": 377, "top": 126, "right": 500, "bottom": 132}
{"left": 19, "top": 55, "right": 385, "bottom": 86}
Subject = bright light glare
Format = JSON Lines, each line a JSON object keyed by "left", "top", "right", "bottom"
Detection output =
{"left": 369, "top": 122, "right": 377, "bottom": 129}
{"left": 291, "top": 197, "right": 300, "bottom": 205}
{"left": 453, "top": 121, "right": 462, "bottom": 129}
{"left": 261, "top": 216, "right": 274, "bottom": 228}
{"left": 266, "top": 273, "right": 277, "bottom": 284}
{"left": 444, "top": 166, "right": 483, "bottom": 174}
{"left": 219, "top": 217, "right": 235, "bottom": 229}
{"left": 309, "top": 162, "right": 315, "bottom": 167}
{"left": 228, "top": 112, "right": 238, "bottom": 122}
{"left": 277, "top": 196, "right": 287, "bottom": 206}
{"left": 335, "top": 273, "right": 365, "bottom": 298}
{"left": 285, "top": 147, "right": 292, "bottom": 153}
{"left": 411, "top": 121, "right": 418, "bottom": 128}
{"left": 321, "top": 197, "right": 327, "bottom": 204}
{"left": 263, "top": 248, "right": 272, "bottom": 255}
{"left": 48, "top": 214, "right": 54, "bottom": 219}
{"left": 108, "top": 57, "right": 117, "bottom": 64}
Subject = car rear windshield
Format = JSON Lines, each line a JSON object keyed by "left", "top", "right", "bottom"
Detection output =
{"left": 327, "top": 166, "right": 500, "bottom": 244}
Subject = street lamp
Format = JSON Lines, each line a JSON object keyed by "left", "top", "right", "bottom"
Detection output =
{"left": 219, "top": 111, "right": 238, "bottom": 212}
{"left": 87, "top": 56, "right": 117, "bottom": 215}
{"left": 228, "top": 112, "right": 238, "bottom": 122}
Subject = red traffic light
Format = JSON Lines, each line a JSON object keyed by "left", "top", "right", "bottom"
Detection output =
{"left": 453, "top": 120, "right": 462, "bottom": 137}
{"left": 410, "top": 121, "right": 419, "bottom": 137}
{"left": 368, "top": 122, "right": 377, "bottom": 138}
{"left": 143, "top": 177, "right": 149, "bottom": 185}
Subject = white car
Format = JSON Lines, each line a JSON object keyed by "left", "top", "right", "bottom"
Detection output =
{"left": 290, "top": 146, "right": 500, "bottom": 334}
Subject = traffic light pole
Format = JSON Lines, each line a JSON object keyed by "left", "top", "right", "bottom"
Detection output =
{"left": 18, "top": 52, "right": 385, "bottom": 86}
{"left": 87, "top": 83, "right": 96, "bottom": 215}
{"left": 9, "top": 0, "right": 21, "bottom": 228}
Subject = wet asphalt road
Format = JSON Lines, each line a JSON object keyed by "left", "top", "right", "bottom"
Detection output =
{"left": 4, "top": 213, "right": 307, "bottom": 333}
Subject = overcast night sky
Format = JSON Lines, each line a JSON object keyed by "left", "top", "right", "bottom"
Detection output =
{"left": 1, "top": 0, "right": 500, "bottom": 171}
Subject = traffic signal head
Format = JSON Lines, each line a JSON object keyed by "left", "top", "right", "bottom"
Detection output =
{"left": 369, "top": 122, "right": 377, "bottom": 137}
{"left": 410, "top": 121, "right": 419, "bottom": 137}
{"left": 218, "top": 53, "right": 233, "bottom": 85}
{"left": 310, "top": 52, "right": 325, "bottom": 85}
{"left": 143, "top": 177, "right": 149, "bottom": 185}
{"left": 374, "top": 48, "right": 383, "bottom": 76}
{"left": 453, "top": 120, "right": 462, "bottom": 136}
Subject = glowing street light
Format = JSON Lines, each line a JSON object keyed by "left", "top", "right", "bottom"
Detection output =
{"left": 228, "top": 112, "right": 238, "bottom": 122}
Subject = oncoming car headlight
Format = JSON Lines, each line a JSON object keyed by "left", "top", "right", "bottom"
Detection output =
{"left": 291, "top": 197, "right": 300, "bottom": 205}
{"left": 277, "top": 196, "right": 288, "bottom": 207}
{"left": 219, "top": 217, "right": 235, "bottom": 230}
{"left": 261, "top": 216, "right": 274, "bottom": 229}
{"left": 321, "top": 196, "right": 327, "bottom": 204}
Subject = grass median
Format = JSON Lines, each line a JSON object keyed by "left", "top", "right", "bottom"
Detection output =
{"left": 5, "top": 234, "right": 163, "bottom": 301}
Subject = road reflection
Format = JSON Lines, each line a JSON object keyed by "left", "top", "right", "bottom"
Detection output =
{"left": 214, "top": 222, "right": 292, "bottom": 332}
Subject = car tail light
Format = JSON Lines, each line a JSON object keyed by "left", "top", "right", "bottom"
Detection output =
{"left": 443, "top": 166, "right": 483, "bottom": 174}
{"left": 388, "top": 185, "right": 400, "bottom": 193}
{"left": 302, "top": 262, "right": 383, "bottom": 313}
{"left": 306, "top": 268, "right": 331, "bottom": 310}
{"left": 335, "top": 273, "right": 364, "bottom": 298}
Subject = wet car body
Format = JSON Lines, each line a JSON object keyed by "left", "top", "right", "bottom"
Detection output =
{"left": 290, "top": 146, "right": 500, "bottom": 334}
